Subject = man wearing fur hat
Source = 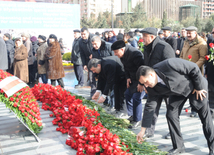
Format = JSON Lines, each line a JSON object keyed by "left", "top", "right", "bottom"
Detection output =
{"left": 21, "top": 33, "right": 35, "bottom": 86}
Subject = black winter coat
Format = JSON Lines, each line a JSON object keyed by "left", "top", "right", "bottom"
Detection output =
{"left": 176, "top": 37, "right": 187, "bottom": 57}
{"left": 5, "top": 39, "right": 15, "bottom": 69}
{"left": 97, "top": 56, "right": 125, "bottom": 95}
{"left": 71, "top": 37, "right": 82, "bottom": 65}
{"left": 91, "top": 41, "right": 114, "bottom": 59}
{"left": 164, "top": 36, "right": 177, "bottom": 53}
{"left": 79, "top": 33, "right": 95, "bottom": 66}
{"left": 144, "top": 37, "right": 175, "bottom": 67}
{"left": 120, "top": 45, "right": 144, "bottom": 94}
{"left": 108, "top": 36, "right": 117, "bottom": 43}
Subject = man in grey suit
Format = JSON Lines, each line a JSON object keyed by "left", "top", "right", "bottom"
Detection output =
{"left": 136, "top": 58, "right": 214, "bottom": 155}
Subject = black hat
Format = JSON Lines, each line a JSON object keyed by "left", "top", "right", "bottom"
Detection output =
{"left": 158, "top": 30, "right": 163, "bottom": 34}
{"left": 38, "top": 35, "right": 46, "bottom": 41}
{"left": 135, "top": 29, "right": 140, "bottom": 33}
{"left": 140, "top": 27, "right": 158, "bottom": 36}
{"left": 162, "top": 26, "right": 171, "bottom": 31}
{"left": 4, "top": 33, "right": 10, "bottom": 39}
{"left": 49, "top": 34, "right": 57, "bottom": 40}
{"left": 185, "top": 26, "right": 197, "bottom": 31}
{"left": 73, "top": 29, "right": 80, "bottom": 33}
{"left": 111, "top": 40, "right": 126, "bottom": 50}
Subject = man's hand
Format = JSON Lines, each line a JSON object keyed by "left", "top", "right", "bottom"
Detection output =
{"left": 137, "top": 84, "right": 144, "bottom": 93}
{"left": 84, "top": 65, "right": 88, "bottom": 71}
{"left": 192, "top": 89, "right": 207, "bottom": 100}
{"left": 127, "top": 78, "right": 131, "bottom": 88}
{"left": 89, "top": 54, "right": 92, "bottom": 59}
{"left": 92, "top": 92, "right": 100, "bottom": 101}
{"left": 38, "top": 64, "right": 41, "bottom": 67}
{"left": 137, "top": 127, "right": 146, "bottom": 144}
{"left": 97, "top": 96, "right": 105, "bottom": 103}
{"left": 176, "top": 50, "right": 180, "bottom": 55}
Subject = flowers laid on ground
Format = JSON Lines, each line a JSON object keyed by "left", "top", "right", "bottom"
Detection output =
{"left": 32, "top": 83, "right": 166, "bottom": 155}
{"left": 62, "top": 60, "right": 73, "bottom": 66}
{"left": 0, "top": 70, "right": 43, "bottom": 134}
{"left": 205, "top": 43, "right": 214, "bottom": 63}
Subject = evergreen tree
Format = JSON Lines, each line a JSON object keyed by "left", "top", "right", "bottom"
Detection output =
{"left": 204, "top": 19, "right": 214, "bottom": 33}
{"left": 194, "top": 14, "right": 201, "bottom": 32}
{"left": 122, "top": 12, "right": 131, "bottom": 32}
{"left": 161, "top": 10, "right": 167, "bottom": 28}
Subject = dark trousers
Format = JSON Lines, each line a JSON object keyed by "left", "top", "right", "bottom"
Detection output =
{"left": 51, "top": 78, "right": 64, "bottom": 88}
{"left": 166, "top": 92, "right": 214, "bottom": 151}
{"left": 208, "top": 84, "right": 214, "bottom": 114}
{"left": 114, "top": 78, "right": 126, "bottom": 111}
{"left": 146, "top": 96, "right": 169, "bottom": 135}
{"left": 40, "top": 74, "right": 48, "bottom": 84}
{"left": 89, "top": 70, "right": 96, "bottom": 97}
{"left": 125, "top": 88, "right": 145, "bottom": 122}
{"left": 28, "top": 64, "right": 35, "bottom": 83}
{"left": 74, "top": 64, "right": 84, "bottom": 86}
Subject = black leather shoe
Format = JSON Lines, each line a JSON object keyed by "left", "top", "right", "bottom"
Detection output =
{"left": 167, "top": 147, "right": 185, "bottom": 155}
{"left": 128, "top": 121, "right": 141, "bottom": 129}
{"left": 127, "top": 116, "right": 133, "bottom": 122}
{"left": 190, "top": 111, "right": 198, "bottom": 117}
{"left": 165, "top": 132, "right": 171, "bottom": 139}
{"left": 143, "top": 132, "right": 154, "bottom": 138}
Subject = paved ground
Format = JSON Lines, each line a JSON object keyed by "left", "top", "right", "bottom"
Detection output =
{"left": 0, "top": 69, "right": 212, "bottom": 155}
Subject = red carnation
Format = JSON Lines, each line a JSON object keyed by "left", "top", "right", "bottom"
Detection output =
{"left": 209, "top": 43, "right": 214, "bottom": 48}
{"left": 205, "top": 55, "right": 210, "bottom": 61}
{"left": 188, "top": 55, "right": 192, "bottom": 59}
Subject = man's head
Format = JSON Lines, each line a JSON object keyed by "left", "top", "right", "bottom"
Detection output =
{"left": 21, "top": 32, "right": 30, "bottom": 41}
{"left": 162, "top": 26, "right": 171, "bottom": 38}
{"left": 181, "top": 28, "right": 187, "bottom": 38}
{"left": 88, "top": 58, "right": 101, "bottom": 74}
{"left": 127, "top": 31, "right": 134, "bottom": 39}
{"left": 91, "top": 35, "right": 102, "bottom": 50}
{"left": 135, "top": 29, "right": 140, "bottom": 35}
{"left": 158, "top": 30, "right": 164, "bottom": 39}
{"left": 186, "top": 26, "right": 198, "bottom": 41}
{"left": 81, "top": 27, "right": 89, "bottom": 40}
{"left": 3, "top": 33, "right": 10, "bottom": 41}
{"left": 136, "top": 66, "right": 158, "bottom": 88}
{"left": 111, "top": 40, "right": 126, "bottom": 58}
{"left": 73, "top": 29, "right": 81, "bottom": 39}
{"left": 140, "top": 27, "right": 157, "bottom": 46}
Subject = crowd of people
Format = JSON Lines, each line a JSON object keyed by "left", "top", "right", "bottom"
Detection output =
{"left": 71, "top": 26, "right": 214, "bottom": 155}
{"left": 0, "top": 31, "right": 65, "bottom": 87}
{"left": 1, "top": 25, "right": 214, "bottom": 155}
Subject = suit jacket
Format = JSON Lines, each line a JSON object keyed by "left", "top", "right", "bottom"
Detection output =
{"left": 144, "top": 36, "right": 175, "bottom": 67}
{"left": 79, "top": 33, "right": 95, "bottom": 66}
{"left": 96, "top": 56, "right": 125, "bottom": 95}
{"left": 120, "top": 45, "right": 144, "bottom": 94}
{"left": 165, "top": 36, "right": 177, "bottom": 53}
{"left": 71, "top": 36, "right": 82, "bottom": 65}
{"left": 142, "top": 58, "right": 206, "bottom": 128}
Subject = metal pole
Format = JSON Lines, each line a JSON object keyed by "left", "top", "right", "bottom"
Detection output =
{"left": 111, "top": 0, "right": 114, "bottom": 28}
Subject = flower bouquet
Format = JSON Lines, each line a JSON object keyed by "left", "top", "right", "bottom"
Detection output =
{"left": 0, "top": 70, "right": 43, "bottom": 134}
{"left": 205, "top": 43, "right": 214, "bottom": 64}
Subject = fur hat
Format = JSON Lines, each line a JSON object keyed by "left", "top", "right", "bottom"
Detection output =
{"left": 30, "top": 36, "right": 37, "bottom": 42}
{"left": 38, "top": 35, "right": 46, "bottom": 41}
{"left": 49, "top": 34, "right": 57, "bottom": 41}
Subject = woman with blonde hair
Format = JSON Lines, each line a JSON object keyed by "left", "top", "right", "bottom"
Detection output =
{"left": 45, "top": 34, "right": 65, "bottom": 88}
{"left": 13, "top": 36, "right": 29, "bottom": 83}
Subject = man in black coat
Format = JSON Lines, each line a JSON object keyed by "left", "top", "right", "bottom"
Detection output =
{"left": 140, "top": 27, "right": 175, "bottom": 138}
{"left": 0, "top": 36, "right": 8, "bottom": 71}
{"left": 79, "top": 27, "right": 95, "bottom": 97}
{"left": 136, "top": 58, "right": 214, "bottom": 155}
{"left": 176, "top": 28, "right": 187, "bottom": 57}
{"left": 3, "top": 33, "right": 14, "bottom": 74}
{"left": 71, "top": 29, "right": 84, "bottom": 88}
{"left": 91, "top": 35, "right": 114, "bottom": 59}
{"left": 112, "top": 40, "right": 145, "bottom": 129}
{"left": 89, "top": 56, "right": 126, "bottom": 113}
{"left": 162, "top": 26, "right": 177, "bottom": 55}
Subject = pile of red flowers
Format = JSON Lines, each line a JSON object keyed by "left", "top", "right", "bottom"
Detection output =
{"left": 32, "top": 83, "right": 132, "bottom": 155}
{"left": 0, "top": 70, "right": 43, "bottom": 134}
